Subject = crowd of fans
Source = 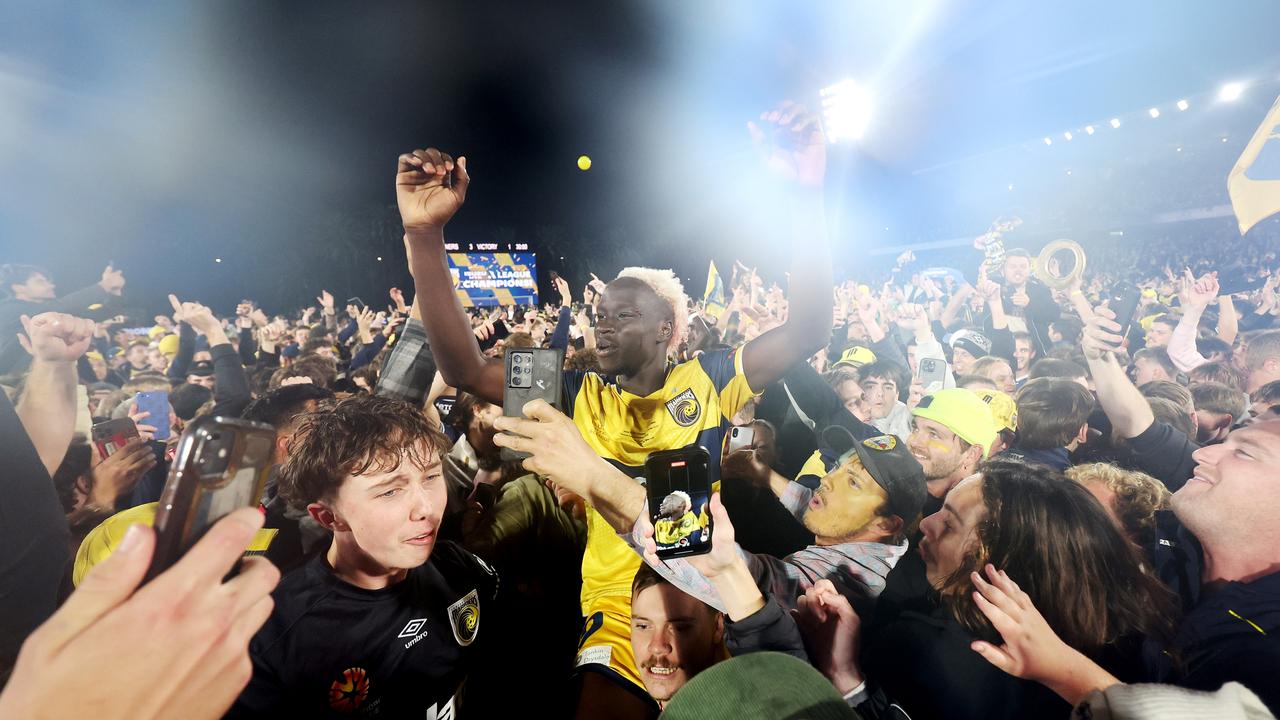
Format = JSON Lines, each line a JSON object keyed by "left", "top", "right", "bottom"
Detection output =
{"left": 1, "top": 101, "right": 1279, "bottom": 720}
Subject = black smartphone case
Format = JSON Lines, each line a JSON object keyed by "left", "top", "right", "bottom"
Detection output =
{"left": 646, "top": 446, "right": 713, "bottom": 559}
{"left": 500, "top": 347, "right": 565, "bottom": 461}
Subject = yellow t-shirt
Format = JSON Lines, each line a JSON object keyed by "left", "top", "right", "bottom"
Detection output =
{"left": 654, "top": 511, "right": 700, "bottom": 546}
{"left": 564, "top": 347, "right": 756, "bottom": 609}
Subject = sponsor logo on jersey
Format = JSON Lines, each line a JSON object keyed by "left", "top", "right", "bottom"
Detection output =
{"left": 665, "top": 388, "right": 701, "bottom": 427}
{"left": 447, "top": 589, "right": 480, "bottom": 647}
{"left": 398, "top": 618, "right": 429, "bottom": 639}
{"left": 328, "top": 667, "right": 371, "bottom": 712}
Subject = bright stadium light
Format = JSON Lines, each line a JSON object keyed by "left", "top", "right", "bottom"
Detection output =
{"left": 1043, "top": 137, "right": 1052, "bottom": 146}
{"left": 1148, "top": 107, "right": 1160, "bottom": 118}
{"left": 819, "top": 78, "right": 873, "bottom": 143}
{"left": 1219, "top": 82, "right": 1246, "bottom": 102}
{"left": 1110, "top": 118, "right": 1122, "bottom": 129}
{"left": 1063, "top": 131, "right": 1073, "bottom": 141}
{"left": 1177, "top": 99, "right": 1189, "bottom": 111}
{"left": 1085, "top": 125, "right": 1095, "bottom": 135}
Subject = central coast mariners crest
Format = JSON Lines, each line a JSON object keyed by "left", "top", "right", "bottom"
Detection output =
{"left": 665, "top": 388, "right": 701, "bottom": 427}
{"left": 447, "top": 589, "right": 481, "bottom": 647}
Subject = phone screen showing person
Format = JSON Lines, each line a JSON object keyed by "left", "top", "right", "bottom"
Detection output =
{"left": 646, "top": 447, "right": 713, "bottom": 559}
{"left": 92, "top": 418, "right": 141, "bottom": 458}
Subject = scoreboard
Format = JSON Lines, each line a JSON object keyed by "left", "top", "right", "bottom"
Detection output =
{"left": 444, "top": 241, "right": 537, "bottom": 307}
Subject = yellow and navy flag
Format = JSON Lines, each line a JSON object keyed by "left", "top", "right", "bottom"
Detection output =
{"left": 1228, "top": 92, "right": 1280, "bottom": 235}
{"left": 703, "top": 261, "right": 727, "bottom": 320}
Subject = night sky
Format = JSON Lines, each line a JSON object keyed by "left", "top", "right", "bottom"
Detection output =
{"left": 3, "top": 0, "right": 1279, "bottom": 317}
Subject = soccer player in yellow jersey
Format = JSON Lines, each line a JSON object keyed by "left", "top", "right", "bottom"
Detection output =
{"left": 397, "top": 101, "right": 833, "bottom": 719}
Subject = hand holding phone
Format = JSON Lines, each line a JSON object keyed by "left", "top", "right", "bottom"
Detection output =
{"left": 92, "top": 417, "right": 141, "bottom": 459}
{"left": 646, "top": 447, "right": 713, "bottom": 558}
{"left": 726, "top": 426, "right": 755, "bottom": 454}
{"left": 500, "top": 348, "right": 564, "bottom": 461}
{"left": 146, "top": 416, "right": 276, "bottom": 581}
{"left": 133, "top": 391, "right": 171, "bottom": 441}
{"left": 917, "top": 357, "right": 947, "bottom": 393}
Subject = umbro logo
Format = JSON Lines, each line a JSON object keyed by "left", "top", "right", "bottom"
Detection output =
{"left": 398, "top": 618, "right": 429, "bottom": 639}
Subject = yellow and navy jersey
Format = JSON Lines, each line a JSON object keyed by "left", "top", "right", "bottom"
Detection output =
{"left": 654, "top": 511, "right": 700, "bottom": 546}
{"left": 562, "top": 346, "right": 758, "bottom": 607}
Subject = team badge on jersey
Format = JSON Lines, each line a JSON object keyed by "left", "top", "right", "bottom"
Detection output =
{"left": 863, "top": 435, "right": 897, "bottom": 452}
{"left": 665, "top": 388, "right": 701, "bottom": 427}
{"left": 329, "top": 667, "right": 371, "bottom": 712}
{"left": 447, "top": 589, "right": 481, "bottom": 647}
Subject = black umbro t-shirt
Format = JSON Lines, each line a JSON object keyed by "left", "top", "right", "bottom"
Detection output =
{"left": 229, "top": 541, "right": 498, "bottom": 718}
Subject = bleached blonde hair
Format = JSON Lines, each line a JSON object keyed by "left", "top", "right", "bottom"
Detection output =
{"left": 615, "top": 267, "right": 688, "bottom": 357}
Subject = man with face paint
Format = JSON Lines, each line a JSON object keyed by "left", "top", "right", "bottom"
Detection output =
{"left": 396, "top": 104, "right": 835, "bottom": 718}
{"left": 906, "top": 389, "right": 998, "bottom": 517}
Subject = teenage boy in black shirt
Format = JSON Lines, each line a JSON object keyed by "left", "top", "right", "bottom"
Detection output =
{"left": 229, "top": 394, "right": 497, "bottom": 718}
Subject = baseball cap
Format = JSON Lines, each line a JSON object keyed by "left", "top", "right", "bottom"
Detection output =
{"left": 188, "top": 360, "right": 214, "bottom": 377}
{"left": 912, "top": 388, "right": 999, "bottom": 457}
{"left": 817, "top": 425, "right": 926, "bottom": 522}
{"left": 157, "top": 334, "right": 180, "bottom": 357}
{"left": 73, "top": 502, "right": 276, "bottom": 587}
{"left": 949, "top": 329, "right": 992, "bottom": 359}
{"left": 833, "top": 345, "right": 877, "bottom": 369}
{"left": 661, "top": 652, "right": 860, "bottom": 720}
{"left": 972, "top": 388, "right": 1018, "bottom": 434}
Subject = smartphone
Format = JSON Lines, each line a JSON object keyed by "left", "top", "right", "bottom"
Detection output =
{"left": 646, "top": 446, "right": 713, "bottom": 559}
{"left": 726, "top": 426, "right": 755, "bottom": 454}
{"left": 134, "top": 391, "right": 172, "bottom": 441}
{"left": 346, "top": 297, "right": 365, "bottom": 310}
{"left": 550, "top": 270, "right": 561, "bottom": 283}
{"left": 499, "top": 347, "right": 565, "bottom": 461}
{"left": 1110, "top": 284, "right": 1143, "bottom": 345}
{"left": 476, "top": 319, "right": 512, "bottom": 352}
{"left": 918, "top": 357, "right": 947, "bottom": 392}
{"left": 92, "top": 418, "right": 141, "bottom": 458}
{"left": 146, "top": 415, "right": 276, "bottom": 581}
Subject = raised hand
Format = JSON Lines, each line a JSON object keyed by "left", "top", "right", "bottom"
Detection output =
{"left": 1081, "top": 305, "right": 1124, "bottom": 360}
{"left": 389, "top": 287, "right": 408, "bottom": 313}
{"left": 976, "top": 277, "right": 1002, "bottom": 302}
{"left": 1179, "top": 268, "right": 1219, "bottom": 311}
{"left": 169, "top": 295, "right": 220, "bottom": 338}
{"left": 721, "top": 447, "right": 772, "bottom": 488}
{"left": 554, "top": 276, "right": 572, "bottom": 307}
{"left": 795, "top": 579, "right": 864, "bottom": 694}
{"left": 396, "top": 148, "right": 470, "bottom": 231}
{"left": 249, "top": 308, "right": 269, "bottom": 328}
{"left": 18, "top": 313, "right": 95, "bottom": 363}
{"left": 747, "top": 101, "right": 826, "bottom": 188}
{"left": 89, "top": 439, "right": 157, "bottom": 507}
{"left": 355, "top": 307, "right": 376, "bottom": 341}
{"left": 897, "top": 303, "right": 931, "bottom": 334}
{"left": 127, "top": 402, "right": 160, "bottom": 442}
{"left": 641, "top": 492, "right": 742, "bottom": 579}
{"left": 99, "top": 264, "right": 125, "bottom": 296}
{"left": 316, "top": 290, "right": 334, "bottom": 314}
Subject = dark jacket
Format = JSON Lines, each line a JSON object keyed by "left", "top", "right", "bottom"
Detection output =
{"left": 1002, "top": 280, "right": 1058, "bottom": 357}
{"left": 0, "top": 284, "right": 116, "bottom": 376}
{"left": 723, "top": 597, "right": 811, "bottom": 663}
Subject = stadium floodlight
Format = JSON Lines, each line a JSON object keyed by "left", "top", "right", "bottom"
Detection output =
{"left": 1109, "top": 118, "right": 1122, "bottom": 129}
{"left": 819, "top": 78, "right": 873, "bottom": 143}
{"left": 1063, "top": 131, "right": 1073, "bottom": 141}
{"left": 1148, "top": 107, "right": 1160, "bottom": 118}
{"left": 1008, "top": 184, "right": 1014, "bottom": 191}
{"left": 1085, "top": 125, "right": 1095, "bottom": 135}
{"left": 1219, "top": 82, "right": 1245, "bottom": 102}
{"left": 1177, "top": 99, "right": 1189, "bottom": 111}
{"left": 1043, "top": 137, "right": 1052, "bottom": 146}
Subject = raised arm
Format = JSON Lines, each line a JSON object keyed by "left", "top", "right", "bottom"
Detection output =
{"left": 1080, "top": 306, "right": 1153, "bottom": 438}
{"left": 739, "top": 103, "right": 834, "bottom": 390}
{"left": 396, "top": 149, "right": 504, "bottom": 404}
{"left": 15, "top": 313, "right": 95, "bottom": 475}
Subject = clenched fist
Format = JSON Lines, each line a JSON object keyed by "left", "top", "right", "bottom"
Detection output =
{"left": 396, "top": 148, "right": 470, "bottom": 232}
{"left": 18, "top": 313, "right": 95, "bottom": 363}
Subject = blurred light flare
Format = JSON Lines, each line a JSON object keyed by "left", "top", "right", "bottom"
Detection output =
{"left": 820, "top": 78, "right": 873, "bottom": 143}
{"left": 1148, "top": 107, "right": 1160, "bottom": 118}
{"left": 1110, "top": 118, "right": 1122, "bottom": 128}
{"left": 1219, "top": 82, "right": 1245, "bottom": 102}
{"left": 1177, "top": 99, "right": 1189, "bottom": 111}
{"left": 1085, "top": 125, "right": 1095, "bottom": 135}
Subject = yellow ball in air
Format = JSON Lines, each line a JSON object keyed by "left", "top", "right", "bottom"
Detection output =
{"left": 577, "top": 155, "right": 592, "bottom": 171}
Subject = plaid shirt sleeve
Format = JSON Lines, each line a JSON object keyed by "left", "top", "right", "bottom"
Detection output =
{"left": 374, "top": 318, "right": 437, "bottom": 404}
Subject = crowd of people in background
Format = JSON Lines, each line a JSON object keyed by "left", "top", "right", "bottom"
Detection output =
{"left": 1, "top": 101, "right": 1278, "bottom": 720}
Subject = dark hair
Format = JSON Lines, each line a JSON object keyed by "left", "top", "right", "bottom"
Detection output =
{"left": 271, "top": 356, "right": 337, "bottom": 389}
{"left": 0, "top": 264, "right": 48, "bottom": 297}
{"left": 1146, "top": 397, "right": 1195, "bottom": 437}
{"left": 565, "top": 349, "right": 601, "bottom": 372}
{"left": 938, "top": 460, "right": 1178, "bottom": 653}
{"left": 1252, "top": 379, "right": 1280, "bottom": 405}
{"left": 1188, "top": 361, "right": 1245, "bottom": 391}
{"left": 277, "top": 394, "right": 450, "bottom": 510}
{"left": 1014, "top": 378, "right": 1095, "bottom": 449}
{"left": 1049, "top": 318, "right": 1084, "bottom": 345}
{"left": 631, "top": 563, "right": 719, "bottom": 617}
{"left": 1028, "top": 357, "right": 1088, "bottom": 381}
{"left": 1195, "top": 335, "right": 1232, "bottom": 360}
{"left": 858, "top": 360, "right": 910, "bottom": 402}
{"left": 170, "top": 382, "right": 214, "bottom": 421}
{"left": 300, "top": 337, "right": 335, "bottom": 356}
{"left": 1003, "top": 248, "right": 1032, "bottom": 260}
{"left": 1139, "top": 380, "right": 1193, "bottom": 413}
{"left": 1189, "top": 382, "right": 1247, "bottom": 423}
{"left": 242, "top": 383, "right": 335, "bottom": 430}
{"left": 1133, "top": 347, "right": 1179, "bottom": 380}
